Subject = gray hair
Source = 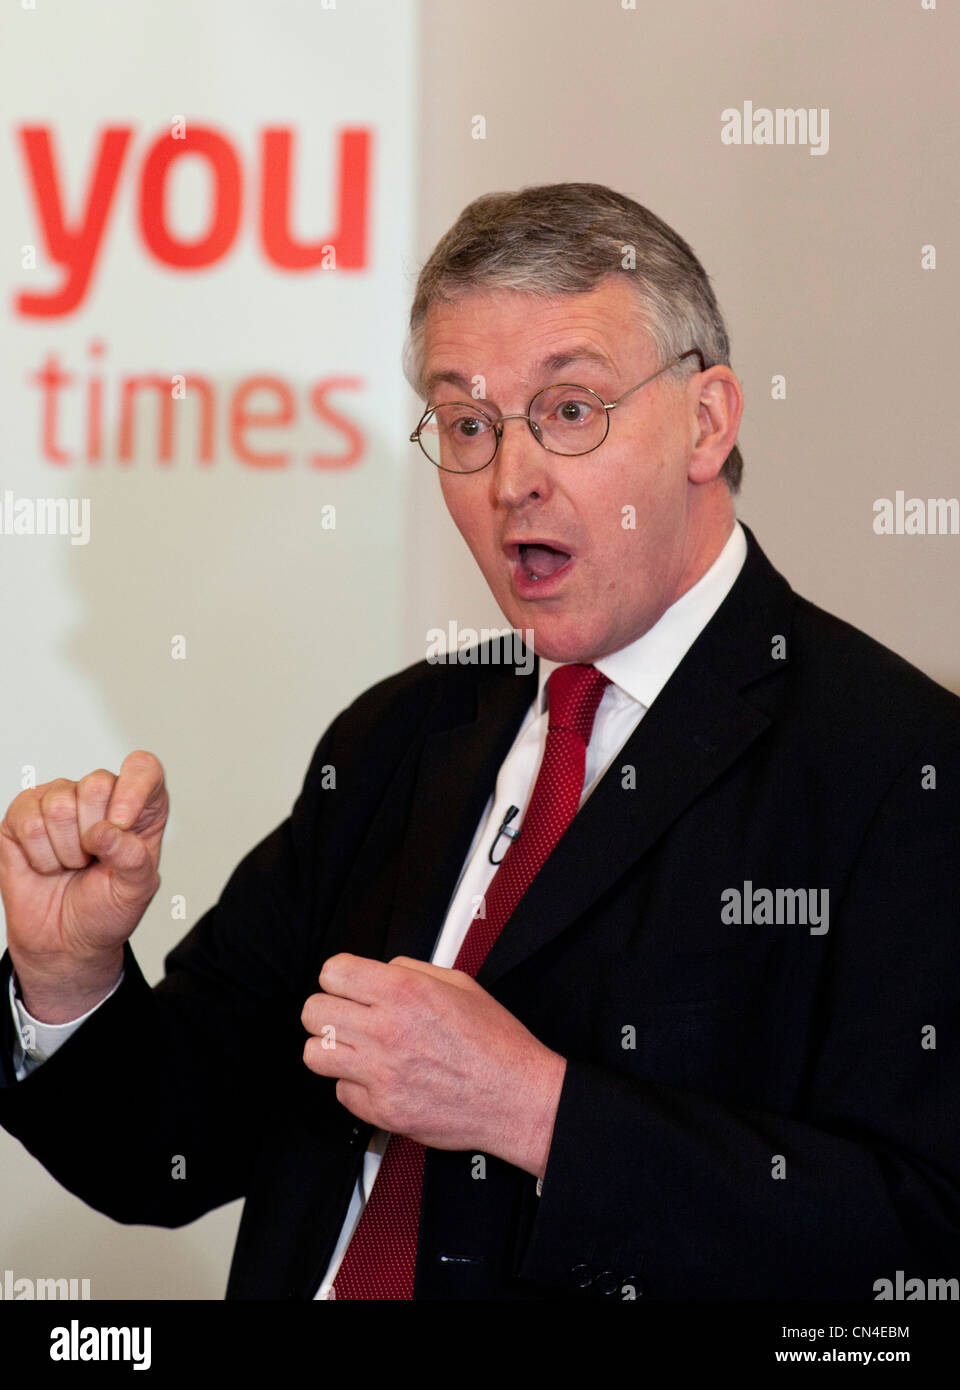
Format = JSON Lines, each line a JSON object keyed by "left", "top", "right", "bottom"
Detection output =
{"left": 402, "top": 182, "right": 742, "bottom": 493}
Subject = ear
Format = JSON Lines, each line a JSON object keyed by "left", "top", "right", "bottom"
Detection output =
{"left": 687, "top": 366, "right": 743, "bottom": 484}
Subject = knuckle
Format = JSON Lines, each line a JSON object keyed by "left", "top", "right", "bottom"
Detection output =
{"left": 391, "top": 972, "right": 425, "bottom": 1007}
{"left": 80, "top": 770, "right": 115, "bottom": 796}
{"left": 41, "top": 777, "right": 74, "bottom": 794}
{"left": 2, "top": 797, "right": 30, "bottom": 833}
{"left": 41, "top": 793, "right": 77, "bottom": 827}
{"left": 20, "top": 815, "right": 49, "bottom": 844}
{"left": 319, "top": 952, "right": 352, "bottom": 987}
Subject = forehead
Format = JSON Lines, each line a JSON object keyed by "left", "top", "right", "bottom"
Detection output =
{"left": 421, "top": 277, "right": 655, "bottom": 395}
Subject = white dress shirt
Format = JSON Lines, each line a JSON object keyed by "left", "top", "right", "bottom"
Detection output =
{"left": 7, "top": 520, "right": 748, "bottom": 1299}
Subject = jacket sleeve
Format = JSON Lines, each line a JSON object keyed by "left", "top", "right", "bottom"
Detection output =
{"left": 6, "top": 967, "right": 125, "bottom": 1081}
{"left": 514, "top": 733, "right": 960, "bottom": 1299}
{"left": 0, "top": 716, "right": 345, "bottom": 1229}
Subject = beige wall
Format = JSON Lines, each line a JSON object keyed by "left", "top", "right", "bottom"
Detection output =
{"left": 1, "top": 0, "right": 957, "bottom": 1303}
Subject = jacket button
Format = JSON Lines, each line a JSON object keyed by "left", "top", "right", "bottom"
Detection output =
{"left": 594, "top": 1270, "right": 620, "bottom": 1297}
{"left": 620, "top": 1274, "right": 644, "bottom": 1299}
{"left": 569, "top": 1264, "right": 594, "bottom": 1289}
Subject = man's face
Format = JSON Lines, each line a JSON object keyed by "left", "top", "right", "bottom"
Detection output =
{"left": 422, "top": 276, "right": 733, "bottom": 664}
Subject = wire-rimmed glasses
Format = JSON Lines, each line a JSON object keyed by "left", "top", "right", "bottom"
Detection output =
{"left": 410, "top": 348, "right": 705, "bottom": 473}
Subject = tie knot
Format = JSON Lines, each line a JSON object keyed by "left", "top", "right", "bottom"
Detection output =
{"left": 546, "top": 663, "right": 611, "bottom": 743}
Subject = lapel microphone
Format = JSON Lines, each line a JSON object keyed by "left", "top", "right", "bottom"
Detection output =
{"left": 489, "top": 805, "right": 521, "bottom": 865}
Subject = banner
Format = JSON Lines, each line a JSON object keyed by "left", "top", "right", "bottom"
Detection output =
{"left": 0, "top": 0, "right": 417, "bottom": 1298}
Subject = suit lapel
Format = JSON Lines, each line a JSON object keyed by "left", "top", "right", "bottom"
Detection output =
{"left": 382, "top": 639, "right": 537, "bottom": 964}
{"left": 385, "top": 525, "right": 795, "bottom": 985}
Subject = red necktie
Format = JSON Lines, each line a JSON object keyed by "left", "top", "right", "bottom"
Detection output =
{"left": 331, "top": 663, "right": 611, "bottom": 1300}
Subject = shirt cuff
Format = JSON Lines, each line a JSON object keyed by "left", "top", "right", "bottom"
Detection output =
{"left": 8, "top": 967, "right": 125, "bottom": 1068}
{"left": 536, "top": 1176, "right": 543, "bottom": 1197}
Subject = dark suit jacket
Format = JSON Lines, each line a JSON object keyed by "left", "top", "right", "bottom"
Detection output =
{"left": 1, "top": 522, "right": 959, "bottom": 1300}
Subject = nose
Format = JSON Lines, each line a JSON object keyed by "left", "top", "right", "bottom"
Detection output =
{"left": 490, "top": 414, "right": 551, "bottom": 505}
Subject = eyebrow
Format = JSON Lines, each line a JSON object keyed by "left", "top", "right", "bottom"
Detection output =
{"left": 424, "top": 346, "right": 618, "bottom": 399}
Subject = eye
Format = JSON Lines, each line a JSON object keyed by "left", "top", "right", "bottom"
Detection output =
{"left": 429, "top": 404, "right": 493, "bottom": 444}
{"left": 538, "top": 394, "right": 600, "bottom": 430}
{"left": 531, "top": 383, "right": 603, "bottom": 429}
{"left": 554, "top": 398, "right": 594, "bottom": 425}
{"left": 453, "top": 412, "right": 490, "bottom": 438}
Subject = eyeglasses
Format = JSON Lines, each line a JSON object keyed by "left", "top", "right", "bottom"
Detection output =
{"left": 409, "top": 348, "right": 704, "bottom": 473}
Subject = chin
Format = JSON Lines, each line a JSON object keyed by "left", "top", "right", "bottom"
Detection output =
{"left": 525, "top": 626, "right": 603, "bottom": 666}
{"left": 495, "top": 591, "right": 602, "bottom": 664}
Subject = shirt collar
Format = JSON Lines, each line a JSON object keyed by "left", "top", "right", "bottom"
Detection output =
{"left": 535, "top": 519, "right": 748, "bottom": 713}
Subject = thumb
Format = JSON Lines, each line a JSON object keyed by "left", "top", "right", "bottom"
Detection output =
{"left": 389, "top": 956, "right": 477, "bottom": 991}
{"left": 86, "top": 819, "right": 158, "bottom": 899}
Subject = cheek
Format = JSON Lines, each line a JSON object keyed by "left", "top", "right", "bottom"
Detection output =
{"left": 584, "top": 469, "right": 671, "bottom": 596}
{"left": 442, "top": 487, "right": 496, "bottom": 563}
{"left": 584, "top": 465, "right": 651, "bottom": 555}
{"left": 439, "top": 482, "right": 473, "bottom": 540}
{"left": 603, "top": 442, "right": 682, "bottom": 539}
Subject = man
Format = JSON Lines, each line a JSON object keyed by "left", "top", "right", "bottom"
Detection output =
{"left": 1, "top": 184, "right": 958, "bottom": 1301}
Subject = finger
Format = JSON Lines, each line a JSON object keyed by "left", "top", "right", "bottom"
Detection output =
{"left": 389, "top": 956, "right": 475, "bottom": 991}
{"left": 303, "top": 1034, "right": 364, "bottom": 1081}
{"left": 105, "top": 750, "right": 166, "bottom": 830}
{"left": 0, "top": 817, "right": 33, "bottom": 880}
{"left": 334, "top": 1078, "right": 375, "bottom": 1123}
{"left": 82, "top": 819, "right": 159, "bottom": 899}
{"left": 39, "top": 781, "right": 90, "bottom": 871}
{"left": 318, "top": 952, "right": 394, "bottom": 1004}
{"left": 4, "top": 790, "right": 62, "bottom": 874}
{"left": 77, "top": 769, "right": 116, "bottom": 841}
{"left": 300, "top": 992, "right": 368, "bottom": 1046}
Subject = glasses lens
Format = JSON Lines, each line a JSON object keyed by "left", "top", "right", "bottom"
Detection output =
{"left": 418, "top": 403, "right": 497, "bottom": 471}
{"left": 529, "top": 384, "right": 607, "bottom": 455}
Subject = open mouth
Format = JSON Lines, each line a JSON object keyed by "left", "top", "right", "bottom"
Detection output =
{"left": 518, "top": 542, "right": 572, "bottom": 582}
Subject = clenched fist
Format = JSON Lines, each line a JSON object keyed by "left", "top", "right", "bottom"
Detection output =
{"left": 0, "top": 750, "right": 168, "bottom": 1022}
